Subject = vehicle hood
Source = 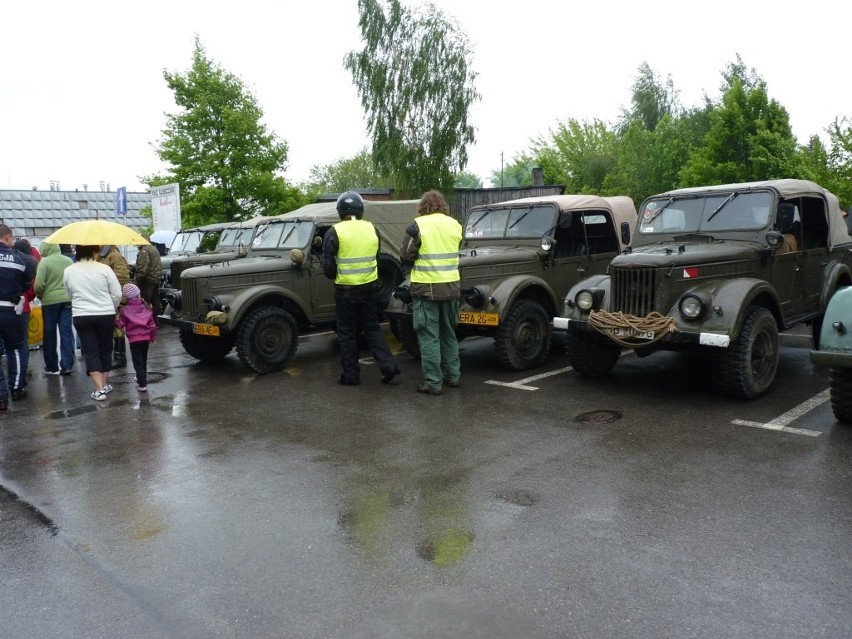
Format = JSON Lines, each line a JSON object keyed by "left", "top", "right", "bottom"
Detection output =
{"left": 613, "top": 240, "right": 758, "bottom": 267}
{"left": 459, "top": 245, "right": 541, "bottom": 266}
{"left": 181, "top": 255, "right": 294, "bottom": 279}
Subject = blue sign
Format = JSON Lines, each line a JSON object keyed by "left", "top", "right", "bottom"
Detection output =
{"left": 116, "top": 186, "right": 127, "bottom": 216}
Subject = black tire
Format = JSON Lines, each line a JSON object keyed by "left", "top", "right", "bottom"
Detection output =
{"left": 376, "top": 254, "right": 404, "bottom": 310}
{"left": 179, "top": 329, "right": 234, "bottom": 362}
{"left": 495, "top": 300, "right": 552, "bottom": 371}
{"left": 391, "top": 317, "right": 421, "bottom": 358}
{"left": 565, "top": 333, "right": 621, "bottom": 377}
{"left": 829, "top": 368, "right": 852, "bottom": 424}
{"left": 719, "top": 306, "right": 779, "bottom": 399}
{"left": 235, "top": 306, "right": 298, "bottom": 374}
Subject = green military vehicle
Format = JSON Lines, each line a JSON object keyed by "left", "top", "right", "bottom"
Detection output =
{"left": 553, "top": 179, "right": 852, "bottom": 399}
{"left": 160, "top": 222, "right": 232, "bottom": 284}
{"left": 159, "top": 200, "right": 417, "bottom": 374}
{"left": 385, "top": 195, "right": 637, "bottom": 371}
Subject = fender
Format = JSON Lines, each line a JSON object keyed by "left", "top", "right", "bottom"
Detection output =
{"left": 484, "top": 274, "right": 558, "bottom": 315}
{"left": 222, "top": 284, "right": 310, "bottom": 330}
{"left": 666, "top": 278, "right": 782, "bottom": 340}
{"left": 561, "top": 273, "right": 612, "bottom": 319}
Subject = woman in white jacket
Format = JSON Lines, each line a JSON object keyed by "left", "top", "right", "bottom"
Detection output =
{"left": 63, "top": 245, "right": 122, "bottom": 400}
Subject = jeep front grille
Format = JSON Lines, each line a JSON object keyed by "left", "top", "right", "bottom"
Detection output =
{"left": 611, "top": 266, "right": 657, "bottom": 316}
{"left": 181, "top": 278, "right": 202, "bottom": 319}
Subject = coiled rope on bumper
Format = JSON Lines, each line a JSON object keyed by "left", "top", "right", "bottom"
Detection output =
{"left": 587, "top": 310, "right": 676, "bottom": 347}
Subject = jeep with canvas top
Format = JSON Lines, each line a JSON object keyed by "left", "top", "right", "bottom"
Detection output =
{"left": 384, "top": 194, "right": 637, "bottom": 371}
{"left": 159, "top": 200, "right": 417, "bottom": 374}
{"left": 553, "top": 179, "right": 852, "bottom": 398}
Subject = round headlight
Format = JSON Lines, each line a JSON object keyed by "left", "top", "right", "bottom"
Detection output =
{"left": 679, "top": 294, "right": 704, "bottom": 320}
{"left": 464, "top": 286, "right": 485, "bottom": 308}
{"left": 541, "top": 236, "right": 554, "bottom": 251}
{"left": 575, "top": 290, "right": 595, "bottom": 311}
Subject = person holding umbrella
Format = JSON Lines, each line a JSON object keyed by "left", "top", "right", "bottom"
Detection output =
{"left": 63, "top": 245, "right": 122, "bottom": 400}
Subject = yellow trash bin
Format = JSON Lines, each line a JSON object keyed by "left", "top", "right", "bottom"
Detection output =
{"left": 28, "top": 304, "right": 43, "bottom": 349}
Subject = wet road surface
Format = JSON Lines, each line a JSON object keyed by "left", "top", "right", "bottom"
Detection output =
{"left": 1, "top": 326, "right": 851, "bottom": 638}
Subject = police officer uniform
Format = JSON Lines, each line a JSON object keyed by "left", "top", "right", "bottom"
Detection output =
{"left": 0, "top": 227, "right": 35, "bottom": 407}
{"left": 322, "top": 191, "right": 400, "bottom": 386}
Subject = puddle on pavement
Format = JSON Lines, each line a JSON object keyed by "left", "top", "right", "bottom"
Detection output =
{"left": 416, "top": 530, "right": 475, "bottom": 566}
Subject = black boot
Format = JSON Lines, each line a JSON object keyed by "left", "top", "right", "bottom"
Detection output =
{"left": 112, "top": 337, "right": 127, "bottom": 367}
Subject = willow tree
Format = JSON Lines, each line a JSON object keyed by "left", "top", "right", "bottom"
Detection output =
{"left": 344, "top": 0, "right": 480, "bottom": 197}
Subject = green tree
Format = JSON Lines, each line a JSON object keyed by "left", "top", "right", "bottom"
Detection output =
{"left": 305, "top": 148, "right": 392, "bottom": 194}
{"left": 488, "top": 154, "right": 537, "bottom": 188}
{"left": 680, "top": 56, "right": 802, "bottom": 186}
{"left": 344, "top": 0, "right": 480, "bottom": 197}
{"left": 453, "top": 171, "right": 483, "bottom": 188}
{"left": 619, "top": 61, "right": 680, "bottom": 132}
{"left": 802, "top": 117, "right": 852, "bottom": 207}
{"left": 143, "top": 37, "right": 306, "bottom": 227}
{"left": 532, "top": 118, "right": 618, "bottom": 193}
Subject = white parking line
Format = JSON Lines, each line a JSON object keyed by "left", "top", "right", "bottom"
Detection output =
{"left": 731, "top": 389, "right": 830, "bottom": 437}
{"left": 484, "top": 366, "right": 574, "bottom": 391}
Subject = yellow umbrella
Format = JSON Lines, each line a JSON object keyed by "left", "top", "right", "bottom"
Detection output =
{"left": 43, "top": 219, "right": 150, "bottom": 246}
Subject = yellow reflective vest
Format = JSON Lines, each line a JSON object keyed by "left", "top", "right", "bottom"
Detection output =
{"left": 411, "top": 213, "right": 462, "bottom": 284}
{"left": 333, "top": 219, "right": 378, "bottom": 286}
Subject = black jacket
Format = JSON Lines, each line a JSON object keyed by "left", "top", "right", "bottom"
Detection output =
{"left": 0, "top": 242, "right": 34, "bottom": 303}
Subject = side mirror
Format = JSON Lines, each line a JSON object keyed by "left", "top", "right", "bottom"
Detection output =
{"left": 620, "top": 221, "right": 631, "bottom": 246}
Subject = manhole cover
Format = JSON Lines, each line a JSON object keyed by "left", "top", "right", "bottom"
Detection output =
{"left": 108, "top": 371, "right": 168, "bottom": 385}
{"left": 575, "top": 410, "right": 622, "bottom": 424}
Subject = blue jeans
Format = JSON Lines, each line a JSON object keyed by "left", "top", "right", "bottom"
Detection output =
{"left": 42, "top": 301, "right": 75, "bottom": 372}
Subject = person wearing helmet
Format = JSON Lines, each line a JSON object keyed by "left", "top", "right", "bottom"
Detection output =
{"left": 321, "top": 191, "right": 401, "bottom": 386}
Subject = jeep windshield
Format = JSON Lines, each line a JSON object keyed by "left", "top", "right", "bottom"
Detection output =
{"left": 169, "top": 230, "right": 204, "bottom": 254}
{"left": 218, "top": 226, "right": 254, "bottom": 249}
{"left": 464, "top": 205, "right": 556, "bottom": 240}
{"left": 251, "top": 220, "right": 314, "bottom": 250}
{"left": 638, "top": 192, "right": 772, "bottom": 235}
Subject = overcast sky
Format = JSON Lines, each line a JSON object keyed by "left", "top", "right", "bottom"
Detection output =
{"left": 1, "top": 0, "right": 848, "bottom": 194}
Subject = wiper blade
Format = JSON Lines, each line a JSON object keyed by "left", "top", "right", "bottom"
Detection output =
{"left": 278, "top": 223, "right": 298, "bottom": 247}
{"left": 466, "top": 208, "right": 492, "bottom": 229}
{"left": 506, "top": 205, "right": 534, "bottom": 231}
{"left": 706, "top": 192, "right": 738, "bottom": 223}
{"left": 643, "top": 197, "right": 674, "bottom": 224}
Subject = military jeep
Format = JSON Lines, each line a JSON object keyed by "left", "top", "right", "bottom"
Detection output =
{"left": 384, "top": 195, "right": 637, "bottom": 371}
{"left": 159, "top": 200, "right": 417, "bottom": 374}
{"left": 553, "top": 179, "right": 852, "bottom": 399}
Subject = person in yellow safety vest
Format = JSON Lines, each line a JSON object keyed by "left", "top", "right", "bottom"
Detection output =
{"left": 400, "top": 190, "right": 463, "bottom": 395}
{"left": 322, "top": 191, "right": 401, "bottom": 386}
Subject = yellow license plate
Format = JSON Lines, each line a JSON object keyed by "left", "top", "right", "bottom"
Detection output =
{"left": 193, "top": 323, "right": 220, "bottom": 337}
{"left": 459, "top": 311, "right": 499, "bottom": 326}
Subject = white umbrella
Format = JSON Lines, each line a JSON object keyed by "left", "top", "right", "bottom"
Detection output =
{"left": 150, "top": 229, "right": 177, "bottom": 245}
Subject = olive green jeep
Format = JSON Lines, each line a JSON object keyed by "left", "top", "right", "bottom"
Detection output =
{"left": 159, "top": 200, "right": 417, "bottom": 374}
{"left": 811, "top": 286, "right": 852, "bottom": 423}
{"left": 384, "top": 195, "right": 637, "bottom": 371}
{"left": 554, "top": 179, "right": 852, "bottom": 399}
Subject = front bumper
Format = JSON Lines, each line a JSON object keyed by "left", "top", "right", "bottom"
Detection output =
{"left": 810, "top": 349, "right": 852, "bottom": 368}
{"left": 551, "top": 316, "right": 731, "bottom": 348}
{"left": 159, "top": 315, "right": 232, "bottom": 337}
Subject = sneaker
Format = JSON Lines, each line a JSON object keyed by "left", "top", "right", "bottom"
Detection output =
{"left": 43, "top": 368, "right": 61, "bottom": 376}
{"left": 11, "top": 388, "right": 27, "bottom": 401}
{"left": 136, "top": 386, "right": 147, "bottom": 392}
{"left": 416, "top": 382, "right": 442, "bottom": 396}
{"left": 91, "top": 390, "right": 107, "bottom": 401}
{"left": 60, "top": 369, "right": 72, "bottom": 375}
{"left": 444, "top": 378, "right": 460, "bottom": 388}
{"left": 337, "top": 374, "right": 359, "bottom": 386}
{"left": 102, "top": 384, "right": 113, "bottom": 394}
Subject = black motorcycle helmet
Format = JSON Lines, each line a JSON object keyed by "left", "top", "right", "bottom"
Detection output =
{"left": 336, "top": 191, "right": 365, "bottom": 220}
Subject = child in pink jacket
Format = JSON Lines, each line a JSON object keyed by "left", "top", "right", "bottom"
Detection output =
{"left": 116, "top": 283, "right": 157, "bottom": 392}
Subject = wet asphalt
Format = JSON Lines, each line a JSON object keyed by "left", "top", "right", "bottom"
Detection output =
{"left": 1, "top": 325, "right": 851, "bottom": 639}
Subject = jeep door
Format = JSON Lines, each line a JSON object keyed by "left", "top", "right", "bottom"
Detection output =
{"left": 308, "top": 228, "right": 336, "bottom": 320}
{"left": 552, "top": 210, "right": 620, "bottom": 287}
